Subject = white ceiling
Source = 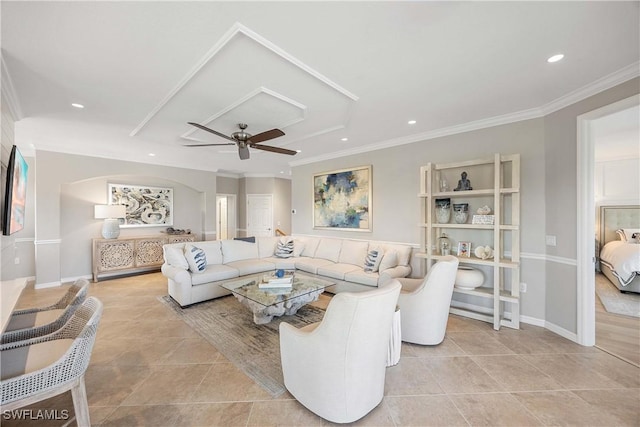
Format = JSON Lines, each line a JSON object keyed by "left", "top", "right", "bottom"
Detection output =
{"left": 2, "top": 1, "right": 639, "bottom": 177}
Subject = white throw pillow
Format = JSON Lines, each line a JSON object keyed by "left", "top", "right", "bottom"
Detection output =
{"left": 363, "top": 248, "right": 384, "bottom": 273}
{"left": 163, "top": 245, "right": 189, "bottom": 270}
{"left": 379, "top": 251, "right": 398, "bottom": 271}
{"left": 621, "top": 228, "right": 640, "bottom": 243}
{"left": 184, "top": 245, "right": 207, "bottom": 273}
{"left": 384, "top": 244, "right": 412, "bottom": 266}
{"left": 275, "top": 240, "right": 294, "bottom": 258}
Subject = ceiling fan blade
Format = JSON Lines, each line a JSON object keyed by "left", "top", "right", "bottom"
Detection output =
{"left": 238, "top": 145, "right": 250, "bottom": 160}
{"left": 182, "top": 143, "right": 235, "bottom": 147}
{"left": 247, "top": 128, "right": 285, "bottom": 144}
{"left": 251, "top": 144, "right": 298, "bottom": 156}
{"left": 188, "top": 122, "right": 236, "bottom": 142}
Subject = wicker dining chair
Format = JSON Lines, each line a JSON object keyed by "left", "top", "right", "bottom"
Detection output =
{"left": 3, "top": 278, "right": 90, "bottom": 334}
{"left": 1, "top": 297, "right": 103, "bottom": 427}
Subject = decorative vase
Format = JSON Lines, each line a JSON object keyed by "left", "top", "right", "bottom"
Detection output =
{"left": 438, "top": 233, "right": 451, "bottom": 256}
{"left": 453, "top": 203, "right": 469, "bottom": 224}
{"left": 435, "top": 198, "right": 451, "bottom": 223}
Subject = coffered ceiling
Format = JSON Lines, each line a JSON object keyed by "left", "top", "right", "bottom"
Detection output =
{"left": 1, "top": 1, "right": 638, "bottom": 176}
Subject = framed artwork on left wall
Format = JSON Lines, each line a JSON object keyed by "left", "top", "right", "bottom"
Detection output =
{"left": 109, "top": 184, "right": 173, "bottom": 227}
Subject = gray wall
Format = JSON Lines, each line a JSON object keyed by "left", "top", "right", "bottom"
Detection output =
{"left": 292, "top": 118, "right": 548, "bottom": 321}
{"left": 1, "top": 96, "right": 36, "bottom": 282}
{"left": 33, "top": 151, "right": 218, "bottom": 285}
{"left": 60, "top": 175, "right": 205, "bottom": 279}
{"left": 237, "top": 177, "right": 292, "bottom": 236}
{"left": 543, "top": 77, "right": 640, "bottom": 332}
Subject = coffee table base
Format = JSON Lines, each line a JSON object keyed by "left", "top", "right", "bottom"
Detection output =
{"left": 233, "top": 288, "right": 324, "bottom": 324}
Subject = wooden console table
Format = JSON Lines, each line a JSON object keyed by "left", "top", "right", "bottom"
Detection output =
{"left": 92, "top": 234, "right": 195, "bottom": 282}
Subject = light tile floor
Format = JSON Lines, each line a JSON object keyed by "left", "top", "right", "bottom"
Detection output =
{"left": 3, "top": 273, "right": 639, "bottom": 426}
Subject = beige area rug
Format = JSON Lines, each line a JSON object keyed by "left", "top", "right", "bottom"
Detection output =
{"left": 596, "top": 275, "right": 640, "bottom": 318}
{"left": 158, "top": 294, "right": 325, "bottom": 397}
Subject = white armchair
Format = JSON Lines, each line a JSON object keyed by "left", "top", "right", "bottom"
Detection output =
{"left": 397, "top": 255, "right": 459, "bottom": 345}
{"left": 279, "top": 280, "right": 401, "bottom": 424}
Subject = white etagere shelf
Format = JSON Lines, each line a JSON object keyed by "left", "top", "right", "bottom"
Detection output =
{"left": 418, "top": 153, "right": 521, "bottom": 330}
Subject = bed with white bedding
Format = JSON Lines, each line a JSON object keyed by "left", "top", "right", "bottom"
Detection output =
{"left": 598, "top": 205, "right": 640, "bottom": 293}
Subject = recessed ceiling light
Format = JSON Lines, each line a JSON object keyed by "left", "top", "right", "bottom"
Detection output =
{"left": 408, "top": 120, "right": 417, "bottom": 125}
{"left": 547, "top": 54, "right": 564, "bottom": 63}
{"left": 71, "top": 103, "right": 84, "bottom": 109}
{"left": 280, "top": 171, "right": 284, "bottom": 174}
{"left": 341, "top": 137, "right": 349, "bottom": 142}
{"left": 148, "top": 153, "right": 156, "bottom": 157}
{"left": 296, "top": 150, "right": 302, "bottom": 153}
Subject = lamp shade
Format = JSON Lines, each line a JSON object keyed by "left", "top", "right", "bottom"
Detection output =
{"left": 94, "top": 204, "right": 126, "bottom": 219}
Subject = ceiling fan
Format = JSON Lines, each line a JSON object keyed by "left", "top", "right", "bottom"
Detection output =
{"left": 185, "top": 122, "right": 296, "bottom": 160}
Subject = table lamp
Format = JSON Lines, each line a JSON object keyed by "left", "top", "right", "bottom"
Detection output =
{"left": 94, "top": 204, "right": 126, "bottom": 239}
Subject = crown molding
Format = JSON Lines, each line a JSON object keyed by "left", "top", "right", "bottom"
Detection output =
{"left": 131, "top": 22, "right": 357, "bottom": 137}
{"left": 540, "top": 61, "right": 640, "bottom": 116}
{"left": 1, "top": 52, "right": 23, "bottom": 121}
{"left": 292, "top": 62, "right": 639, "bottom": 168}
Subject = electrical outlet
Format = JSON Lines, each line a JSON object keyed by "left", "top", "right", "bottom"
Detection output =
{"left": 545, "top": 235, "right": 557, "bottom": 246}
{"left": 519, "top": 282, "right": 527, "bottom": 293}
{"left": 14, "top": 257, "right": 20, "bottom": 265}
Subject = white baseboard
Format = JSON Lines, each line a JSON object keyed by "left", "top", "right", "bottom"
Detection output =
{"left": 544, "top": 320, "right": 579, "bottom": 343}
{"left": 60, "top": 275, "right": 93, "bottom": 284}
{"left": 35, "top": 280, "right": 62, "bottom": 289}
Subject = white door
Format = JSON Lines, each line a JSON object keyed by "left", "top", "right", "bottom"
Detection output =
{"left": 247, "top": 194, "right": 273, "bottom": 237}
{"left": 216, "top": 194, "right": 237, "bottom": 240}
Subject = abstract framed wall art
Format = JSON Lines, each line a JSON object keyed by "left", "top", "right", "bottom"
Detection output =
{"left": 109, "top": 184, "right": 173, "bottom": 227}
{"left": 313, "top": 165, "right": 371, "bottom": 231}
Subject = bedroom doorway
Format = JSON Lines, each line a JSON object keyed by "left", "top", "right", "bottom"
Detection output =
{"left": 576, "top": 94, "right": 639, "bottom": 355}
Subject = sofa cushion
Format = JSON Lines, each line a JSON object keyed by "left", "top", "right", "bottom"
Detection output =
{"left": 275, "top": 240, "right": 294, "bottom": 258}
{"left": 338, "top": 240, "right": 369, "bottom": 266}
{"left": 163, "top": 244, "right": 189, "bottom": 270}
{"left": 295, "top": 257, "right": 334, "bottom": 274}
{"left": 257, "top": 237, "right": 279, "bottom": 258}
{"left": 221, "top": 240, "right": 259, "bottom": 263}
{"left": 344, "top": 270, "right": 380, "bottom": 287}
{"left": 262, "top": 256, "right": 297, "bottom": 270}
{"left": 293, "top": 239, "right": 305, "bottom": 257}
{"left": 363, "top": 248, "right": 384, "bottom": 273}
{"left": 379, "top": 251, "right": 398, "bottom": 271}
{"left": 317, "top": 263, "right": 362, "bottom": 280}
{"left": 314, "top": 239, "right": 342, "bottom": 262}
{"left": 383, "top": 244, "right": 412, "bottom": 266}
{"left": 225, "top": 259, "right": 276, "bottom": 276}
{"left": 199, "top": 241, "right": 223, "bottom": 265}
{"left": 300, "top": 238, "right": 320, "bottom": 257}
{"left": 191, "top": 264, "right": 239, "bottom": 286}
{"left": 185, "top": 245, "right": 207, "bottom": 273}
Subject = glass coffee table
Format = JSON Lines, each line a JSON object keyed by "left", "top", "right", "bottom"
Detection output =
{"left": 221, "top": 272, "right": 335, "bottom": 324}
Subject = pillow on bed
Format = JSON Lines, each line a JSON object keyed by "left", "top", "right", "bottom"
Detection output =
{"left": 619, "top": 228, "right": 640, "bottom": 243}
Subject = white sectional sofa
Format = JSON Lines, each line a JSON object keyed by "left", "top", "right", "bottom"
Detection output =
{"left": 161, "top": 236, "right": 413, "bottom": 307}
